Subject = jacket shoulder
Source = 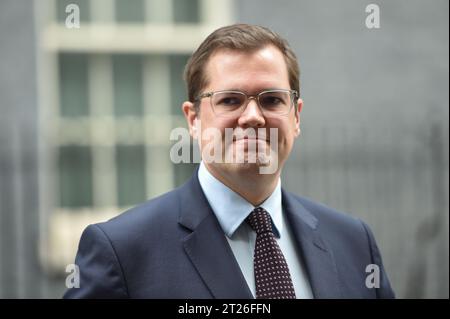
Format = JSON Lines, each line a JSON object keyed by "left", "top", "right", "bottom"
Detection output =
{"left": 94, "top": 183, "right": 185, "bottom": 243}
{"left": 286, "top": 191, "right": 363, "bottom": 228}
{"left": 283, "top": 191, "right": 373, "bottom": 249}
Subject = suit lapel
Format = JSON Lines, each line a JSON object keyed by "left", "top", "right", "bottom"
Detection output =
{"left": 282, "top": 190, "right": 342, "bottom": 298}
{"left": 177, "top": 172, "right": 342, "bottom": 299}
{"left": 178, "top": 173, "right": 253, "bottom": 299}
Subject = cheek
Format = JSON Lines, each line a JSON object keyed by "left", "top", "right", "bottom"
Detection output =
{"left": 198, "top": 115, "right": 236, "bottom": 142}
{"left": 267, "top": 119, "right": 292, "bottom": 139}
{"left": 268, "top": 120, "right": 297, "bottom": 151}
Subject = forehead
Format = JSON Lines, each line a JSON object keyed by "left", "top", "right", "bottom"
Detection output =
{"left": 205, "top": 45, "right": 289, "bottom": 92}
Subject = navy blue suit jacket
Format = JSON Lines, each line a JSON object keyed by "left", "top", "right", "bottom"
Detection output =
{"left": 63, "top": 172, "right": 395, "bottom": 299}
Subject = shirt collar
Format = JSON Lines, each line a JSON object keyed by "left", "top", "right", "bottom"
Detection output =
{"left": 197, "top": 161, "right": 283, "bottom": 239}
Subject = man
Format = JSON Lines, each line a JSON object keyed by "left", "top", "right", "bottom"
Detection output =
{"left": 64, "top": 24, "right": 395, "bottom": 299}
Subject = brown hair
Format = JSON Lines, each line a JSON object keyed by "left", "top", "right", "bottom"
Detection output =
{"left": 184, "top": 24, "right": 300, "bottom": 108}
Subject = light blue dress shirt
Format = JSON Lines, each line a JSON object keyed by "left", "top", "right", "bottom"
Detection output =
{"left": 197, "top": 161, "right": 313, "bottom": 298}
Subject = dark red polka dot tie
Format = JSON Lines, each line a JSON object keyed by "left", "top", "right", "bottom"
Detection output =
{"left": 246, "top": 207, "right": 296, "bottom": 299}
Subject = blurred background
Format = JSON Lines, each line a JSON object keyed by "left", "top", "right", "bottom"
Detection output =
{"left": 0, "top": 0, "right": 448, "bottom": 298}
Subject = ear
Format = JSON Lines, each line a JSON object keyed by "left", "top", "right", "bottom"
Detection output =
{"left": 182, "top": 101, "right": 199, "bottom": 139}
{"left": 294, "top": 98, "right": 303, "bottom": 138}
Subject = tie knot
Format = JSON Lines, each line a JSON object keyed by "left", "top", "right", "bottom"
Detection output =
{"left": 246, "top": 207, "right": 273, "bottom": 235}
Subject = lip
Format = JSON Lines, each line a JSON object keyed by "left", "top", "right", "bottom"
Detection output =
{"left": 234, "top": 137, "right": 269, "bottom": 142}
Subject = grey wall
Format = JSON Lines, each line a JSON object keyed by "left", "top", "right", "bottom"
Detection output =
{"left": 236, "top": 0, "right": 449, "bottom": 298}
{"left": 0, "top": 0, "right": 41, "bottom": 297}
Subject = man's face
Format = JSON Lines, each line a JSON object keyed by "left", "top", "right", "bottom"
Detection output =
{"left": 183, "top": 45, "right": 303, "bottom": 179}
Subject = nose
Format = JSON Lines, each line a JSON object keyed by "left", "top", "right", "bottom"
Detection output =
{"left": 237, "top": 98, "right": 266, "bottom": 128}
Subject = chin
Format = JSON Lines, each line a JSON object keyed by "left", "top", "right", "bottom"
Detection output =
{"left": 223, "top": 152, "right": 276, "bottom": 172}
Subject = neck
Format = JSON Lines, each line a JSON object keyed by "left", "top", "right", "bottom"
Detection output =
{"left": 204, "top": 162, "right": 281, "bottom": 206}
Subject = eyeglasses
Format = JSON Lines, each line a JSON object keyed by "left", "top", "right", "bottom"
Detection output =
{"left": 195, "top": 89, "right": 299, "bottom": 117}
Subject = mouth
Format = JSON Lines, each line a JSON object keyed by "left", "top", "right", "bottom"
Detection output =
{"left": 233, "top": 136, "right": 269, "bottom": 142}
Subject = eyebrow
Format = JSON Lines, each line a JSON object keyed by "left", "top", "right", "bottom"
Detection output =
{"left": 219, "top": 87, "right": 285, "bottom": 94}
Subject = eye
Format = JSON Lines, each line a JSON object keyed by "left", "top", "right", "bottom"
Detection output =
{"left": 260, "top": 95, "right": 285, "bottom": 107}
{"left": 219, "top": 97, "right": 242, "bottom": 106}
{"left": 214, "top": 93, "right": 245, "bottom": 107}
